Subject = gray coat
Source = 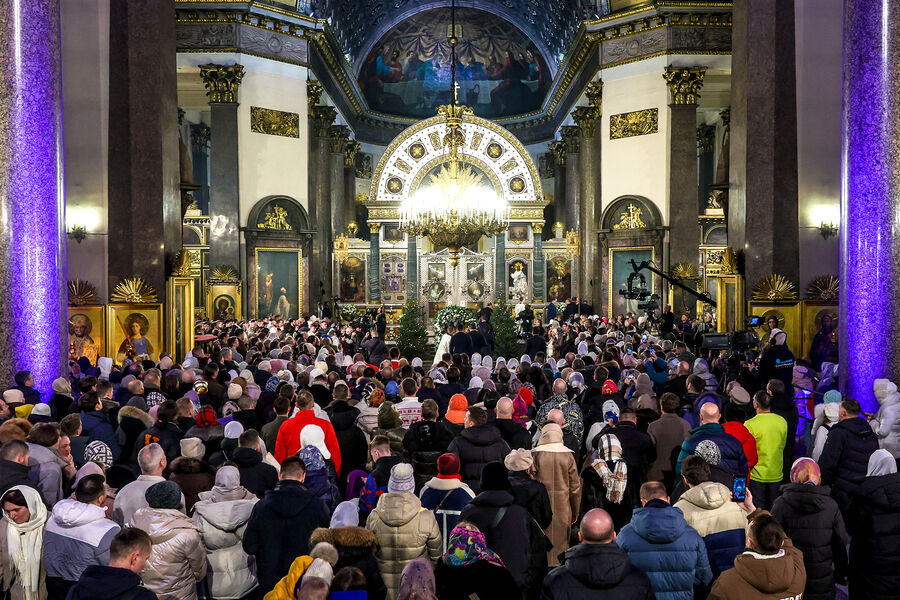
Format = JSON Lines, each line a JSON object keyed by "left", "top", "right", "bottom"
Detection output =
{"left": 26, "top": 443, "right": 64, "bottom": 506}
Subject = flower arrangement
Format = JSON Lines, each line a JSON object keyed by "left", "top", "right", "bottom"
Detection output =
{"left": 338, "top": 303, "right": 363, "bottom": 324}
{"left": 432, "top": 306, "right": 477, "bottom": 335}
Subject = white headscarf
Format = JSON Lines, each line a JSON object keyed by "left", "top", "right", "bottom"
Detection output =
{"left": 202, "top": 465, "right": 257, "bottom": 502}
{"left": 482, "top": 356, "right": 493, "bottom": 371}
{"left": 471, "top": 353, "right": 482, "bottom": 367}
{"left": 867, "top": 449, "right": 897, "bottom": 476}
{"left": 468, "top": 376, "right": 483, "bottom": 390}
{"left": 2, "top": 485, "right": 47, "bottom": 600}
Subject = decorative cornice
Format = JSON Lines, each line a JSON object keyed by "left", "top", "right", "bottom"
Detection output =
{"left": 571, "top": 106, "right": 600, "bottom": 139}
{"left": 610, "top": 108, "right": 659, "bottom": 139}
{"left": 663, "top": 66, "right": 707, "bottom": 105}
{"left": 198, "top": 63, "right": 244, "bottom": 103}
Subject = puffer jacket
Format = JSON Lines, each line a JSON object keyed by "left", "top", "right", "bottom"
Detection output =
{"left": 365, "top": 492, "right": 442, "bottom": 600}
{"left": 309, "top": 526, "right": 388, "bottom": 600}
{"left": 371, "top": 403, "right": 406, "bottom": 454}
{"left": 128, "top": 508, "right": 207, "bottom": 600}
{"left": 541, "top": 542, "right": 655, "bottom": 600}
{"left": 26, "top": 443, "right": 65, "bottom": 506}
{"left": 447, "top": 424, "right": 511, "bottom": 493}
{"left": 193, "top": 496, "right": 259, "bottom": 600}
{"left": 846, "top": 472, "right": 900, "bottom": 600}
{"left": 674, "top": 481, "right": 746, "bottom": 578}
{"left": 708, "top": 539, "right": 806, "bottom": 600}
{"left": 771, "top": 483, "right": 847, "bottom": 600}
{"left": 818, "top": 416, "right": 879, "bottom": 511}
{"left": 870, "top": 379, "right": 900, "bottom": 458}
{"left": 616, "top": 501, "right": 712, "bottom": 600}
{"left": 419, "top": 476, "right": 475, "bottom": 553}
{"left": 44, "top": 500, "right": 120, "bottom": 582}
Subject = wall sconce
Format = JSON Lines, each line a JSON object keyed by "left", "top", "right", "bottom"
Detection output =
{"left": 68, "top": 225, "right": 87, "bottom": 244}
{"left": 818, "top": 221, "right": 839, "bottom": 240}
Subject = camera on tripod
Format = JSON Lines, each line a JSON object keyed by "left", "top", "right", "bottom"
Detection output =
{"left": 700, "top": 316, "right": 763, "bottom": 353}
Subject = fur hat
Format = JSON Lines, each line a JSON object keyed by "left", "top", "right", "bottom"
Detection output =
{"left": 180, "top": 437, "right": 205, "bottom": 459}
{"left": 388, "top": 462, "right": 415, "bottom": 493}
{"left": 2, "top": 389, "right": 24, "bottom": 406}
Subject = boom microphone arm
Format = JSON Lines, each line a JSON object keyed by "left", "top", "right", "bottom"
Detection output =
{"left": 628, "top": 260, "right": 717, "bottom": 308}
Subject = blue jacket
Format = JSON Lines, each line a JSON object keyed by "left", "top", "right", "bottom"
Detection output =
{"left": 420, "top": 477, "right": 475, "bottom": 554}
{"left": 79, "top": 410, "right": 122, "bottom": 460}
{"left": 675, "top": 423, "right": 748, "bottom": 478}
{"left": 644, "top": 358, "right": 670, "bottom": 385}
{"left": 616, "top": 501, "right": 712, "bottom": 600}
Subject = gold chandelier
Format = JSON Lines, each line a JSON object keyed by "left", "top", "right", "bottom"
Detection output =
{"left": 398, "top": 0, "right": 508, "bottom": 267}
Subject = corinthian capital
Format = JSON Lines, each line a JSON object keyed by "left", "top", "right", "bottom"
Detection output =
{"left": 663, "top": 66, "right": 707, "bottom": 105}
{"left": 199, "top": 64, "right": 245, "bottom": 103}
{"left": 560, "top": 126, "right": 581, "bottom": 154}
{"left": 585, "top": 81, "right": 603, "bottom": 110}
{"left": 571, "top": 106, "right": 600, "bottom": 139}
{"left": 307, "top": 80, "right": 324, "bottom": 107}
{"left": 549, "top": 140, "right": 566, "bottom": 166}
{"left": 310, "top": 105, "right": 337, "bottom": 138}
{"left": 328, "top": 125, "right": 351, "bottom": 154}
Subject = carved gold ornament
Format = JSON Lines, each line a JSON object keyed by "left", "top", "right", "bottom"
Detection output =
{"left": 752, "top": 274, "right": 798, "bottom": 301}
{"left": 258, "top": 205, "right": 292, "bottom": 230}
{"left": 210, "top": 265, "right": 239, "bottom": 282}
{"left": 172, "top": 250, "right": 192, "bottom": 277}
{"left": 610, "top": 109, "right": 659, "bottom": 139}
{"left": 111, "top": 278, "right": 158, "bottom": 304}
{"left": 721, "top": 247, "right": 739, "bottom": 274}
{"left": 670, "top": 262, "right": 699, "bottom": 280}
{"left": 565, "top": 230, "right": 579, "bottom": 258}
{"left": 387, "top": 177, "right": 404, "bottom": 194}
{"left": 334, "top": 234, "right": 349, "bottom": 264}
{"left": 663, "top": 66, "right": 707, "bottom": 105}
{"left": 250, "top": 107, "right": 299, "bottom": 138}
{"left": 199, "top": 64, "right": 244, "bottom": 103}
{"left": 806, "top": 275, "right": 839, "bottom": 301}
{"left": 68, "top": 280, "right": 99, "bottom": 306}
{"left": 408, "top": 143, "right": 426, "bottom": 160}
{"left": 347, "top": 222, "right": 359, "bottom": 237}
{"left": 486, "top": 142, "right": 504, "bottom": 159}
{"left": 612, "top": 204, "right": 646, "bottom": 230}
{"left": 509, "top": 177, "right": 526, "bottom": 193}
{"left": 307, "top": 80, "right": 324, "bottom": 107}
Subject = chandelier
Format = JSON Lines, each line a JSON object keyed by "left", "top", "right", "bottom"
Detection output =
{"left": 398, "top": 0, "right": 508, "bottom": 267}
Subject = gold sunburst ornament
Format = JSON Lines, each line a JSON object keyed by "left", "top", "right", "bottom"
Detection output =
{"left": 721, "top": 247, "right": 739, "bottom": 274}
{"left": 752, "top": 274, "right": 798, "bottom": 301}
{"left": 806, "top": 275, "right": 839, "bottom": 301}
{"left": 670, "top": 262, "right": 699, "bottom": 280}
{"left": 110, "top": 278, "right": 158, "bottom": 303}
{"left": 172, "top": 250, "right": 192, "bottom": 277}
{"left": 68, "top": 280, "right": 99, "bottom": 306}
{"left": 210, "top": 265, "right": 240, "bottom": 282}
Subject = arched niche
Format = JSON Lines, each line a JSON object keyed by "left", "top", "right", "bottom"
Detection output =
{"left": 598, "top": 195, "right": 666, "bottom": 317}
{"left": 244, "top": 196, "right": 312, "bottom": 319}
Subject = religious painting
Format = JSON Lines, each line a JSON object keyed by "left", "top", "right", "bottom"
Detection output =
{"left": 339, "top": 257, "right": 366, "bottom": 303}
{"left": 68, "top": 306, "right": 105, "bottom": 365}
{"left": 255, "top": 249, "right": 302, "bottom": 319}
{"left": 384, "top": 275, "right": 403, "bottom": 292}
{"left": 106, "top": 304, "right": 163, "bottom": 363}
{"left": 358, "top": 7, "right": 551, "bottom": 119}
{"left": 428, "top": 263, "right": 446, "bottom": 281}
{"left": 802, "top": 303, "right": 839, "bottom": 362}
{"left": 546, "top": 256, "right": 572, "bottom": 302}
{"left": 166, "top": 278, "right": 195, "bottom": 367}
{"left": 508, "top": 259, "right": 529, "bottom": 300}
{"left": 507, "top": 225, "right": 530, "bottom": 245}
{"left": 381, "top": 224, "right": 406, "bottom": 245}
{"left": 467, "top": 262, "right": 485, "bottom": 282}
{"left": 609, "top": 247, "right": 654, "bottom": 317}
{"left": 207, "top": 283, "right": 242, "bottom": 322}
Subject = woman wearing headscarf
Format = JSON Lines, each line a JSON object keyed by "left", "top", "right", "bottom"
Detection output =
{"left": 434, "top": 523, "right": 521, "bottom": 600}
{"left": 532, "top": 423, "right": 580, "bottom": 566}
{"left": 463, "top": 377, "right": 483, "bottom": 406}
{"left": 48, "top": 379, "right": 74, "bottom": 421}
{"left": 580, "top": 433, "right": 633, "bottom": 533}
{"left": 845, "top": 449, "right": 900, "bottom": 600}
{"left": 0, "top": 486, "right": 48, "bottom": 600}
{"left": 193, "top": 466, "right": 259, "bottom": 600}
{"left": 396, "top": 558, "right": 436, "bottom": 600}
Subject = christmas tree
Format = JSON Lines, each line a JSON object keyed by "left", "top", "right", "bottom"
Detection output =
{"left": 396, "top": 299, "right": 428, "bottom": 360}
{"left": 492, "top": 299, "right": 520, "bottom": 359}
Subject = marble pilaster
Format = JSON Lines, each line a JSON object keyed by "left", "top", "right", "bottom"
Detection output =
{"left": 560, "top": 126, "right": 581, "bottom": 233}
{"left": 368, "top": 223, "right": 381, "bottom": 303}
{"left": 309, "top": 105, "right": 336, "bottom": 304}
{"left": 190, "top": 123, "right": 211, "bottom": 214}
{"left": 549, "top": 140, "right": 567, "bottom": 236}
{"left": 532, "top": 224, "right": 544, "bottom": 302}
{"left": 572, "top": 106, "right": 601, "bottom": 308}
{"left": 494, "top": 235, "right": 506, "bottom": 299}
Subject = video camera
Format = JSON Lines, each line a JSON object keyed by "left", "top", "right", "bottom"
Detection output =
{"left": 619, "top": 271, "right": 660, "bottom": 315}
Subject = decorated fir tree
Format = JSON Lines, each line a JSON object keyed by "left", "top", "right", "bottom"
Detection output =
{"left": 492, "top": 299, "right": 519, "bottom": 358}
{"left": 396, "top": 299, "right": 428, "bottom": 360}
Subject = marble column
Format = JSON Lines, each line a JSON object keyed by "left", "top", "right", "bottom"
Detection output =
{"left": 664, "top": 67, "right": 706, "bottom": 272}
{"left": 697, "top": 124, "right": 716, "bottom": 212}
{"left": 532, "top": 224, "right": 544, "bottom": 302}
{"left": 368, "top": 223, "right": 381, "bottom": 303}
{"left": 730, "top": 1, "right": 799, "bottom": 291}
{"left": 0, "top": 0, "right": 68, "bottom": 391}
{"left": 190, "top": 123, "right": 211, "bottom": 214}
{"left": 200, "top": 64, "right": 244, "bottom": 270}
{"left": 309, "top": 105, "right": 336, "bottom": 305}
{"left": 494, "top": 235, "right": 506, "bottom": 300}
{"left": 549, "top": 141, "right": 566, "bottom": 234}
{"left": 840, "top": 0, "right": 900, "bottom": 411}
{"left": 329, "top": 126, "right": 350, "bottom": 240}
{"left": 560, "top": 126, "right": 581, "bottom": 232}
{"left": 572, "top": 105, "right": 601, "bottom": 309}
{"left": 344, "top": 140, "right": 360, "bottom": 235}
{"left": 407, "top": 237, "right": 418, "bottom": 299}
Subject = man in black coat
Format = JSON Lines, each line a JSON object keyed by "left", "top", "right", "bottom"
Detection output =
{"left": 360, "top": 331, "right": 388, "bottom": 367}
{"left": 0, "top": 440, "right": 45, "bottom": 502}
{"left": 493, "top": 398, "right": 533, "bottom": 450}
{"left": 66, "top": 527, "right": 158, "bottom": 600}
{"left": 542, "top": 508, "right": 654, "bottom": 600}
{"left": 757, "top": 328, "right": 795, "bottom": 392}
{"left": 131, "top": 400, "right": 183, "bottom": 463}
{"left": 232, "top": 430, "right": 279, "bottom": 499}
{"left": 243, "top": 456, "right": 330, "bottom": 593}
{"left": 505, "top": 449, "right": 553, "bottom": 530}
{"left": 466, "top": 323, "right": 491, "bottom": 357}
{"left": 449, "top": 325, "right": 474, "bottom": 357}
{"left": 818, "top": 398, "right": 880, "bottom": 512}
{"left": 478, "top": 314, "right": 495, "bottom": 353}
{"left": 524, "top": 329, "right": 546, "bottom": 360}
{"left": 447, "top": 407, "right": 510, "bottom": 493}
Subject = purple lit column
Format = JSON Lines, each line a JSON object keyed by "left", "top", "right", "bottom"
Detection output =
{"left": 840, "top": 0, "right": 900, "bottom": 411}
{"left": 0, "top": 0, "right": 68, "bottom": 394}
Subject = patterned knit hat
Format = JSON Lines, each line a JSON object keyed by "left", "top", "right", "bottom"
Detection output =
{"left": 84, "top": 440, "right": 114, "bottom": 469}
{"left": 388, "top": 462, "right": 415, "bottom": 493}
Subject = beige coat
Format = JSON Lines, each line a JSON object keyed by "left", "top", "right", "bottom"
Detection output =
{"left": 0, "top": 520, "right": 47, "bottom": 600}
{"left": 365, "top": 492, "right": 442, "bottom": 600}
{"left": 533, "top": 423, "right": 581, "bottom": 566}
{"left": 129, "top": 508, "right": 207, "bottom": 600}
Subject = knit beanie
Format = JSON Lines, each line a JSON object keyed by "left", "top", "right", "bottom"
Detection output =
{"left": 437, "top": 453, "right": 461, "bottom": 476}
{"left": 388, "top": 462, "right": 415, "bottom": 493}
{"left": 84, "top": 440, "right": 114, "bottom": 469}
{"left": 145, "top": 480, "right": 182, "bottom": 509}
{"left": 180, "top": 437, "right": 205, "bottom": 459}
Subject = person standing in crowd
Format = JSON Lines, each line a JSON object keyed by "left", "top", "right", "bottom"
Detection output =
{"left": 419, "top": 453, "right": 474, "bottom": 553}
{"left": 359, "top": 436, "right": 403, "bottom": 518}
{"left": 818, "top": 398, "right": 880, "bottom": 512}
{"left": 743, "top": 391, "right": 787, "bottom": 510}
{"left": 647, "top": 393, "right": 691, "bottom": 492}
{"left": 532, "top": 423, "right": 580, "bottom": 566}
{"left": 493, "top": 398, "right": 532, "bottom": 451}
{"left": 274, "top": 391, "right": 342, "bottom": 475}
{"left": 434, "top": 522, "right": 521, "bottom": 600}
{"left": 447, "top": 407, "right": 510, "bottom": 493}
{"left": 757, "top": 329, "right": 795, "bottom": 392}
{"left": 0, "top": 440, "right": 42, "bottom": 501}
{"left": 260, "top": 392, "right": 291, "bottom": 454}
{"left": 505, "top": 449, "right": 553, "bottom": 532}
{"left": 765, "top": 379, "right": 797, "bottom": 482}
{"left": 25, "top": 423, "right": 66, "bottom": 506}
{"left": 232, "top": 429, "right": 279, "bottom": 499}
{"left": 166, "top": 438, "right": 214, "bottom": 514}
{"left": 132, "top": 401, "right": 184, "bottom": 464}
{"left": 64, "top": 527, "right": 157, "bottom": 600}
{"left": 0, "top": 485, "right": 48, "bottom": 600}
{"left": 114, "top": 444, "right": 184, "bottom": 527}
{"left": 676, "top": 403, "right": 749, "bottom": 479}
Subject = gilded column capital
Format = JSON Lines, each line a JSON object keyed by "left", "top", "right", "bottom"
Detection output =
{"left": 532, "top": 222, "right": 544, "bottom": 234}
{"left": 307, "top": 80, "right": 324, "bottom": 107}
{"left": 663, "top": 66, "right": 707, "bottom": 105}
{"left": 328, "top": 125, "right": 351, "bottom": 154}
{"left": 549, "top": 140, "right": 566, "bottom": 166}
{"left": 585, "top": 81, "right": 603, "bottom": 111}
{"left": 560, "top": 125, "right": 581, "bottom": 154}
{"left": 697, "top": 124, "right": 715, "bottom": 154}
{"left": 190, "top": 123, "right": 211, "bottom": 154}
{"left": 199, "top": 64, "right": 245, "bottom": 103}
{"left": 310, "top": 105, "right": 337, "bottom": 138}
{"left": 368, "top": 222, "right": 381, "bottom": 234}
{"left": 571, "top": 106, "right": 600, "bottom": 139}
{"left": 344, "top": 139, "right": 361, "bottom": 167}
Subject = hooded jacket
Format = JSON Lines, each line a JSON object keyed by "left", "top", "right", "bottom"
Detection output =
{"left": 116, "top": 406, "right": 155, "bottom": 461}
{"left": 692, "top": 359, "right": 718, "bottom": 392}
{"left": 818, "top": 416, "right": 879, "bottom": 511}
{"left": 80, "top": 410, "right": 122, "bottom": 461}
{"left": 308, "top": 526, "right": 387, "bottom": 600}
{"left": 771, "top": 483, "right": 848, "bottom": 600}
{"left": 675, "top": 423, "right": 749, "bottom": 479}
{"left": 230, "top": 447, "right": 278, "bottom": 499}
{"left": 273, "top": 411, "right": 341, "bottom": 474}
{"left": 447, "top": 425, "right": 511, "bottom": 493}
{"left": 365, "top": 492, "right": 442, "bottom": 600}
{"left": 707, "top": 539, "right": 806, "bottom": 600}
{"left": 128, "top": 508, "right": 207, "bottom": 600}
{"left": 193, "top": 495, "right": 259, "bottom": 600}
{"left": 64, "top": 565, "right": 156, "bottom": 600}
{"left": 242, "top": 479, "right": 330, "bottom": 593}
{"left": 845, "top": 472, "right": 900, "bottom": 599}
{"left": 371, "top": 404, "right": 405, "bottom": 455}
{"left": 327, "top": 401, "right": 369, "bottom": 477}
{"left": 616, "top": 502, "right": 712, "bottom": 600}
{"left": 541, "top": 542, "right": 654, "bottom": 600}
{"left": 132, "top": 421, "right": 184, "bottom": 464}
{"left": 359, "top": 455, "right": 404, "bottom": 517}
{"left": 44, "top": 499, "right": 120, "bottom": 582}
{"left": 871, "top": 379, "right": 900, "bottom": 458}
{"left": 673, "top": 481, "right": 746, "bottom": 578}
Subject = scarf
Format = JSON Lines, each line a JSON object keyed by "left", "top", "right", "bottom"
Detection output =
{"left": 592, "top": 435, "right": 628, "bottom": 504}
{"left": 265, "top": 375, "right": 280, "bottom": 392}
{"left": 397, "top": 558, "right": 437, "bottom": 600}
{"left": 868, "top": 449, "right": 897, "bottom": 476}
{"left": 3, "top": 486, "right": 47, "bottom": 600}
{"left": 435, "top": 473, "right": 462, "bottom": 481}
{"left": 444, "top": 524, "right": 505, "bottom": 568}
{"left": 203, "top": 466, "right": 256, "bottom": 502}
{"left": 512, "top": 397, "right": 529, "bottom": 425}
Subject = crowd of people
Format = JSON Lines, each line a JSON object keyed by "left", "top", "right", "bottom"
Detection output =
{"left": 0, "top": 307, "right": 896, "bottom": 600}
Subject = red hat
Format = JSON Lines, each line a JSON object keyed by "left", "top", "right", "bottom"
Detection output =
{"left": 446, "top": 394, "right": 469, "bottom": 424}
{"left": 437, "top": 453, "right": 461, "bottom": 476}
{"left": 517, "top": 387, "right": 534, "bottom": 406}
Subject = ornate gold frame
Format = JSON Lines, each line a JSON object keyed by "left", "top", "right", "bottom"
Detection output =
{"left": 748, "top": 300, "right": 802, "bottom": 357}
{"left": 608, "top": 246, "right": 654, "bottom": 316}
{"left": 166, "top": 278, "right": 195, "bottom": 364}
{"left": 68, "top": 305, "right": 106, "bottom": 365}
{"left": 800, "top": 301, "right": 838, "bottom": 361}
{"left": 106, "top": 303, "right": 164, "bottom": 363}
{"left": 253, "top": 247, "right": 303, "bottom": 319}
{"left": 206, "top": 282, "right": 243, "bottom": 321}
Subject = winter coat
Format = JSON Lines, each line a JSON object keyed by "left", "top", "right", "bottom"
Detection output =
{"left": 870, "top": 380, "right": 900, "bottom": 458}
{"left": 600, "top": 421, "right": 655, "bottom": 506}
{"left": 721, "top": 421, "right": 758, "bottom": 472}
{"left": 80, "top": 410, "right": 122, "bottom": 461}
{"left": 0, "top": 458, "right": 43, "bottom": 503}
{"left": 616, "top": 501, "right": 712, "bottom": 600}
{"left": 495, "top": 418, "right": 535, "bottom": 451}
{"left": 132, "top": 421, "right": 184, "bottom": 464}
{"left": 647, "top": 413, "right": 691, "bottom": 482}
{"left": 707, "top": 539, "right": 806, "bottom": 600}
{"left": 259, "top": 416, "right": 288, "bottom": 456}
{"left": 167, "top": 457, "right": 215, "bottom": 514}
{"left": 242, "top": 479, "right": 331, "bottom": 593}
{"left": 365, "top": 492, "right": 442, "bottom": 600}
{"left": 113, "top": 475, "right": 185, "bottom": 528}
{"left": 44, "top": 499, "right": 120, "bottom": 582}
{"left": 230, "top": 447, "right": 278, "bottom": 499}
{"left": 419, "top": 477, "right": 475, "bottom": 553}
{"left": 818, "top": 417, "right": 879, "bottom": 511}
{"left": 509, "top": 470, "right": 553, "bottom": 529}
{"left": 0, "top": 518, "right": 47, "bottom": 600}
{"left": 328, "top": 401, "right": 369, "bottom": 478}
{"left": 309, "top": 526, "right": 387, "bottom": 600}
{"left": 63, "top": 565, "right": 156, "bottom": 600}
{"left": 49, "top": 393, "right": 74, "bottom": 421}
{"left": 447, "top": 425, "right": 511, "bottom": 493}
{"left": 771, "top": 483, "right": 848, "bottom": 600}
{"left": 675, "top": 423, "right": 749, "bottom": 479}
{"left": 402, "top": 421, "right": 453, "bottom": 489}
{"left": 128, "top": 508, "right": 207, "bottom": 600}
{"left": 116, "top": 406, "right": 155, "bottom": 462}
{"left": 532, "top": 426, "right": 581, "bottom": 566}
{"left": 845, "top": 473, "right": 900, "bottom": 600}
{"left": 193, "top": 495, "right": 259, "bottom": 600}
{"left": 359, "top": 455, "right": 404, "bottom": 517}
{"left": 26, "top": 443, "right": 65, "bottom": 506}
{"left": 674, "top": 481, "right": 746, "bottom": 579}
{"left": 273, "top": 411, "right": 342, "bottom": 474}
{"left": 579, "top": 465, "right": 634, "bottom": 533}
{"left": 434, "top": 559, "right": 522, "bottom": 600}
{"left": 541, "top": 542, "right": 655, "bottom": 600}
